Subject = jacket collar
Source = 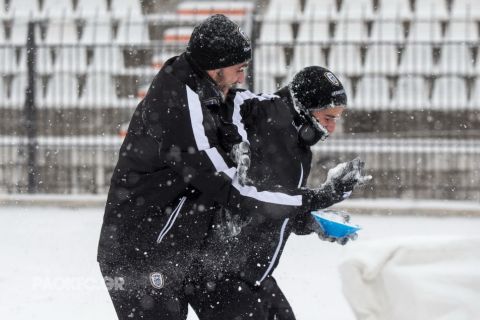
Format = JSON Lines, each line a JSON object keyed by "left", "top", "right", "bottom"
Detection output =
{"left": 164, "top": 53, "right": 224, "bottom": 108}
{"left": 275, "top": 86, "right": 303, "bottom": 127}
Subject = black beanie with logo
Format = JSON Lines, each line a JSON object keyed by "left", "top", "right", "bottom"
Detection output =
{"left": 186, "top": 14, "right": 252, "bottom": 70}
{"left": 290, "top": 66, "right": 348, "bottom": 110}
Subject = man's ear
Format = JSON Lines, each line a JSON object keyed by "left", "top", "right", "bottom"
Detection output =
{"left": 206, "top": 69, "right": 220, "bottom": 82}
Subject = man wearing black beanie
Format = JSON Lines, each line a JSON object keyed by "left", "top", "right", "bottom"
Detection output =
{"left": 186, "top": 14, "right": 251, "bottom": 96}
{"left": 97, "top": 14, "right": 364, "bottom": 320}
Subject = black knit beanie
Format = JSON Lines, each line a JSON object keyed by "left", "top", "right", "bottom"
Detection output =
{"left": 290, "top": 66, "right": 347, "bottom": 110}
{"left": 186, "top": 14, "right": 252, "bottom": 70}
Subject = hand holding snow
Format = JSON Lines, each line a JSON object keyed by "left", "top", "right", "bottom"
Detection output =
{"left": 306, "top": 158, "right": 372, "bottom": 210}
{"left": 311, "top": 210, "right": 360, "bottom": 245}
{"left": 326, "top": 157, "right": 372, "bottom": 199}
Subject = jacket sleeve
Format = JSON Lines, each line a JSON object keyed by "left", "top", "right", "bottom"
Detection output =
{"left": 290, "top": 211, "right": 317, "bottom": 235}
{"left": 143, "top": 83, "right": 311, "bottom": 219}
{"left": 229, "top": 90, "right": 291, "bottom": 142}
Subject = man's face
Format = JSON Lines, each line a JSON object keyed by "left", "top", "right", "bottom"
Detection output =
{"left": 311, "top": 106, "right": 345, "bottom": 135}
{"left": 207, "top": 62, "right": 248, "bottom": 95}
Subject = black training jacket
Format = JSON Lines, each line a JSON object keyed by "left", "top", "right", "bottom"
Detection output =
{"left": 198, "top": 88, "right": 318, "bottom": 286}
{"left": 97, "top": 54, "right": 312, "bottom": 269}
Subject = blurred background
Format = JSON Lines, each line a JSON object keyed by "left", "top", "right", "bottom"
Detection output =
{"left": 0, "top": 0, "right": 479, "bottom": 202}
{"left": 0, "top": 1, "right": 479, "bottom": 320}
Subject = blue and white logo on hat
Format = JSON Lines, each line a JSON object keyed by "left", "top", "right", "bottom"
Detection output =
{"left": 149, "top": 272, "right": 165, "bottom": 289}
{"left": 325, "top": 72, "right": 340, "bottom": 86}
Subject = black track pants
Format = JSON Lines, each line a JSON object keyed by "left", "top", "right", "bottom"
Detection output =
{"left": 189, "top": 276, "right": 296, "bottom": 320}
{"left": 99, "top": 262, "right": 192, "bottom": 320}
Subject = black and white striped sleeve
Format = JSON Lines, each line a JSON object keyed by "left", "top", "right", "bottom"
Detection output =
{"left": 145, "top": 84, "right": 309, "bottom": 219}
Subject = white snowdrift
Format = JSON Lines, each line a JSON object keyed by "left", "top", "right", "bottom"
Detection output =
{"left": 340, "top": 236, "right": 480, "bottom": 320}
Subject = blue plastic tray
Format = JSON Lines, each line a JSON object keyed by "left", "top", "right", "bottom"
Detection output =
{"left": 311, "top": 210, "right": 361, "bottom": 238}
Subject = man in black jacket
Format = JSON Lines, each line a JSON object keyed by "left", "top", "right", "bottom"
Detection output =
{"left": 97, "top": 15, "right": 365, "bottom": 320}
{"left": 190, "top": 66, "right": 367, "bottom": 319}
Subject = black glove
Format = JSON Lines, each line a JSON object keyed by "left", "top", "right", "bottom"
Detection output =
{"left": 306, "top": 158, "right": 372, "bottom": 210}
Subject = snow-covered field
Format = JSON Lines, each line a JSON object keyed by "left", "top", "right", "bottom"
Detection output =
{"left": 1, "top": 205, "right": 479, "bottom": 320}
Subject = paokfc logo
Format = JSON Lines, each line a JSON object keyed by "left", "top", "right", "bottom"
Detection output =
{"left": 150, "top": 272, "right": 165, "bottom": 289}
{"left": 325, "top": 72, "right": 340, "bottom": 86}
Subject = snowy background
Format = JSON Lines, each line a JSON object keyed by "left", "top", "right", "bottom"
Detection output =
{"left": 1, "top": 204, "right": 479, "bottom": 320}
{"left": 1, "top": 0, "right": 480, "bottom": 319}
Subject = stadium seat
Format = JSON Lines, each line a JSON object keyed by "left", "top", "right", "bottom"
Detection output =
{"left": 115, "top": 18, "right": 150, "bottom": 45}
{"left": 399, "top": 43, "right": 435, "bottom": 74}
{"left": 450, "top": 0, "right": 480, "bottom": 19}
{"left": 0, "top": 76, "right": 6, "bottom": 105}
{"left": 431, "top": 76, "right": 468, "bottom": 109}
{"left": 334, "top": 18, "right": 369, "bottom": 41}
{"left": 13, "top": 48, "right": 29, "bottom": 74}
{"left": 176, "top": 1, "right": 254, "bottom": 20}
{"left": 41, "top": 0, "right": 74, "bottom": 18}
{"left": 437, "top": 43, "right": 474, "bottom": 75}
{"left": 8, "top": 19, "right": 30, "bottom": 45}
{"left": 364, "top": 44, "right": 399, "bottom": 75}
{"left": 162, "top": 26, "right": 192, "bottom": 44}
{"left": 296, "top": 19, "right": 330, "bottom": 43}
{"left": 470, "top": 77, "right": 480, "bottom": 108}
{"left": 81, "top": 18, "right": 114, "bottom": 44}
{"left": 40, "top": 73, "right": 80, "bottom": 108}
{"left": 44, "top": 19, "right": 80, "bottom": 45}
{"left": 0, "top": 1, "right": 6, "bottom": 18}
{"left": 476, "top": 49, "right": 480, "bottom": 73}
{"left": 254, "top": 45, "right": 287, "bottom": 77}
{"left": 369, "top": 20, "right": 404, "bottom": 41}
{"left": 0, "top": 20, "right": 5, "bottom": 42}
{"left": 0, "top": 47, "right": 19, "bottom": 74}
{"left": 79, "top": 73, "right": 118, "bottom": 108}
{"left": 35, "top": 47, "right": 54, "bottom": 75}
{"left": 259, "top": 21, "right": 294, "bottom": 44}
{"left": 88, "top": 47, "right": 125, "bottom": 73}
{"left": 152, "top": 27, "right": 193, "bottom": 69}
{"left": 445, "top": 20, "right": 478, "bottom": 41}
{"left": 391, "top": 75, "right": 429, "bottom": 109}
{"left": 413, "top": 0, "right": 448, "bottom": 19}
{"left": 375, "top": 0, "right": 412, "bottom": 19}
{"left": 254, "top": 74, "right": 279, "bottom": 94}
{"left": 151, "top": 27, "right": 192, "bottom": 69}
{"left": 6, "top": 74, "right": 28, "bottom": 108}
{"left": 6, "top": 0, "right": 40, "bottom": 17}
{"left": 264, "top": 0, "right": 300, "bottom": 21}
{"left": 355, "top": 75, "right": 391, "bottom": 109}
{"left": 407, "top": 20, "right": 443, "bottom": 42}
{"left": 75, "top": 0, "right": 109, "bottom": 18}
{"left": 302, "top": 0, "right": 337, "bottom": 19}
{"left": 338, "top": 74, "right": 354, "bottom": 104}
{"left": 54, "top": 47, "right": 88, "bottom": 74}
{"left": 289, "top": 44, "right": 326, "bottom": 75}
{"left": 338, "top": 0, "right": 374, "bottom": 19}
{"left": 110, "top": 0, "right": 143, "bottom": 18}
{"left": 328, "top": 43, "right": 363, "bottom": 76}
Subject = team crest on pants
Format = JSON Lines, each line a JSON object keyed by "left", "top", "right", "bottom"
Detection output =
{"left": 149, "top": 272, "right": 165, "bottom": 289}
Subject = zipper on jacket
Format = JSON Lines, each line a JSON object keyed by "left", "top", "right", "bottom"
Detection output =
{"left": 156, "top": 196, "right": 187, "bottom": 244}
{"left": 256, "top": 162, "right": 304, "bottom": 285}
{"left": 257, "top": 218, "right": 290, "bottom": 285}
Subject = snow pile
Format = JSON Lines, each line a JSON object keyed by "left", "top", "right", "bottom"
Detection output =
{"left": 340, "top": 236, "right": 480, "bottom": 320}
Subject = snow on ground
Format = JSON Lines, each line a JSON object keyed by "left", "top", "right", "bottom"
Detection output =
{"left": 1, "top": 205, "right": 479, "bottom": 320}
